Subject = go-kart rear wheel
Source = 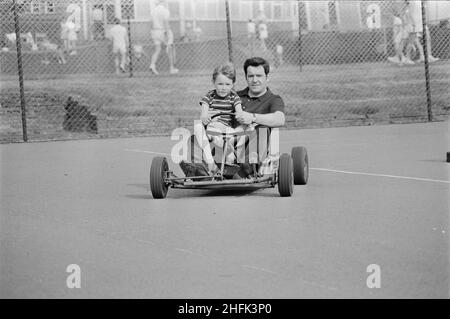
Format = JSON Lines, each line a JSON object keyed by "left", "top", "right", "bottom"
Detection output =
{"left": 278, "top": 153, "right": 293, "bottom": 197}
{"left": 291, "top": 146, "right": 309, "bottom": 185}
{"left": 150, "top": 156, "right": 169, "bottom": 199}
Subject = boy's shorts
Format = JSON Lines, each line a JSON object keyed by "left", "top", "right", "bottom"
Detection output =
{"left": 206, "top": 121, "right": 243, "bottom": 133}
{"left": 113, "top": 45, "right": 126, "bottom": 54}
{"left": 206, "top": 121, "right": 256, "bottom": 148}
{"left": 151, "top": 29, "right": 174, "bottom": 46}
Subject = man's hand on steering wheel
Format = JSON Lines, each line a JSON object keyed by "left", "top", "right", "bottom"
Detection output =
{"left": 235, "top": 110, "right": 254, "bottom": 125}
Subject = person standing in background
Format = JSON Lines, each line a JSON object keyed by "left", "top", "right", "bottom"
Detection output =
{"left": 108, "top": 17, "right": 129, "bottom": 74}
{"left": 149, "top": 0, "right": 179, "bottom": 75}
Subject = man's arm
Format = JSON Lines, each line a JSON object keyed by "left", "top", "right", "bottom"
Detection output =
{"left": 236, "top": 110, "right": 285, "bottom": 127}
{"left": 254, "top": 111, "right": 285, "bottom": 127}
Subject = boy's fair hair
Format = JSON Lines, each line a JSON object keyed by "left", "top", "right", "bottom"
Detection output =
{"left": 212, "top": 62, "right": 236, "bottom": 83}
{"left": 243, "top": 57, "right": 270, "bottom": 76}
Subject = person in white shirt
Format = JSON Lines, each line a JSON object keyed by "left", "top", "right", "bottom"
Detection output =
{"left": 109, "top": 17, "right": 129, "bottom": 74}
{"left": 149, "top": 0, "right": 178, "bottom": 75}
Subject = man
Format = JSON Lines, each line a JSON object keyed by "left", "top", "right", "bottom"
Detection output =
{"left": 236, "top": 57, "right": 285, "bottom": 128}
{"left": 234, "top": 57, "right": 285, "bottom": 177}
{"left": 149, "top": 0, "right": 179, "bottom": 75}
{"left": 179, "top": 57, "right": 285, "bottom": 178}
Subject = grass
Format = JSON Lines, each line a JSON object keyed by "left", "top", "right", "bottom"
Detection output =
{"left": 1, "top": 60, "right": 449, "bottom": 142}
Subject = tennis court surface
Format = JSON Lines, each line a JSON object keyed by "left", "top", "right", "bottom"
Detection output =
{"left": 1, "top": 121, "right": 448, "bottom": 298}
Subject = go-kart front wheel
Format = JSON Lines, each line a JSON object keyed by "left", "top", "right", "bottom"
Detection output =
{"left": 278, "top": 153, "right": 293, "bottom": 197}
{"left": 291, "top": 146, "right": 309, "bottom": 185}
{"left": 150, "top": 156, "right": 169, "bottom": 199}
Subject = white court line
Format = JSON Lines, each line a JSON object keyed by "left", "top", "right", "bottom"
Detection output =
{"left": 311, "top": 168, "right": 450, "bottom": 184}
{"left": 242, "top": 265, "right": 278, "bottom": 275}
{"left": 125, "top": 148, "right": 170, "bottom": 156}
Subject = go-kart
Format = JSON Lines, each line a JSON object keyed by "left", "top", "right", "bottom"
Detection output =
{"left": 150, "top": 113, "right": 309, "bottom": 198}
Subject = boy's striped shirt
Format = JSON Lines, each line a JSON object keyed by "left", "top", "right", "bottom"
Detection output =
{"left": 200, "top": 89, "right": 241, "bottom": 127}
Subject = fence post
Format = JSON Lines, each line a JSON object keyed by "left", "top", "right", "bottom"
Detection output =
{"left": 297, "top": 0, "right": 303, "bottom": 72}
{"left": 224, "top": 0, "right": 233, "bottom": 63}
{"left": 421, "top": 0, "right": 432, "bottom": 121}
{"left": 127, "top": 15, "right": 133, "bottom": 78}
{"left": 12, "top": 0, "right": 28, "bottom": 142}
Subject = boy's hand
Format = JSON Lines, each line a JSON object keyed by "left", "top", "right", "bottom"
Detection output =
{"left": 200, "top": 112, "right": 211, "bottom": 126}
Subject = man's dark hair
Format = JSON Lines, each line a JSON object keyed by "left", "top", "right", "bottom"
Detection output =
{"left": 243, "top": 57, "right": 270, "bottom": 76}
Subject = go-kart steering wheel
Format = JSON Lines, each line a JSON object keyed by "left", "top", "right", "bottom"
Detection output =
{"left": 210, "top": 112, "right": 236, "bottom": 120}
{"left": 205, "top": 112, "right": 254, "bottom": 137}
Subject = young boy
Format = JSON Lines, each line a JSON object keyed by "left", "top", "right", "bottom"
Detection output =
{"left": 108, "top": 17, "right": 128, "bottom": 74}
{"left": 193, "top": 62, "right": 254, "bottom": 174}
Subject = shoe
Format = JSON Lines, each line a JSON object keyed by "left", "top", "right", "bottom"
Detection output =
{"left": 401, "top": 57, "right": 415, "bottom": 65}
{"left": 195, "top": 163, "right": 210, "bottom": 176}
{"left": 387, "top": 56, "right": 400, "bottom": 64}
{"left": 428, "top": 56, "right": 439, "bottom": 63}
{"left": 179, "top": 161, "right": 198, "bottom": 177}
{"left": 179, "top": 161, "right": 210, "bottom": 177}
{"left": 169, "top": 68, "right": 179, "bottom": 74}
{"left": 237, "top": 163, "right": 254, "bottom": 178}
{"left": 149, "top": 65, "right": 159, "bottom": 75}
{"left": 222, "top": 163, "right": 241, "bottom": 178}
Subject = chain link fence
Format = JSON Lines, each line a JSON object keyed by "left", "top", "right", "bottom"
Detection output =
{"left": 1, "top": 0, "right": 449, "bottom": 143}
